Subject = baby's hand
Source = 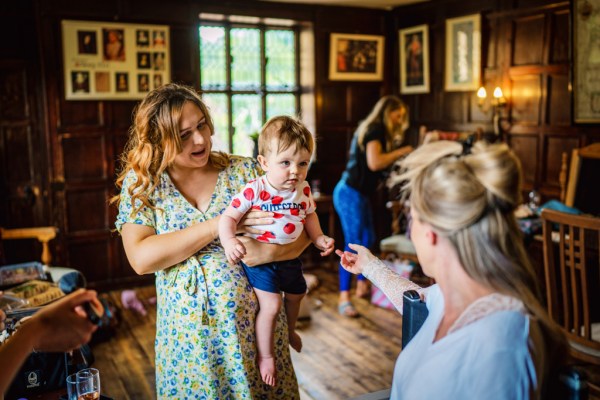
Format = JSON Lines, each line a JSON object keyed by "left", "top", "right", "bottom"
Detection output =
{"left": 314, "top": 235, "right": 335, "bottom": 257}
{"left": 223, "top": 237, "right": 247, "bottom": 264}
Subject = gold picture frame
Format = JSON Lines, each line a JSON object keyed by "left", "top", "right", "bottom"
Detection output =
{"left": 444, "top": 14, "right": 481, "bottom": 92}
{"left": 399, "top": 24, "right": 430, "bottom": 94}
{"left": 329, "top": 33, "right": 384, "bottom": 81}
{"left": 574, "top": 0, "right": 600, "bottom": 122}
{"left": 62, "top": 20, "right": 170, "bottom": 100}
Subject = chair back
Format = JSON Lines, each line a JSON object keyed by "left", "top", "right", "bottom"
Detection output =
{"left": 541, "top": 209, "right": 600, "bottom": 365}
{"left": 0, "top": 226, "right": 58, "bottom": 266}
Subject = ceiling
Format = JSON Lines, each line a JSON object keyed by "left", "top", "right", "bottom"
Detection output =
{"left": 260, "top": 0, "right": 429, "bottom": 10}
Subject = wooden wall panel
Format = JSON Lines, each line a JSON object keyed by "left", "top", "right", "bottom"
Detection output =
{"left": 550, "top": 10, "right": 569, "bottom": 64}
{"left": 66, "top": 188, "right": 108, "bottom": 232}
{"left": 349, "top": 85, "right": 381, "bottom": 122}
{"left": 58, "top": 102, "right": 103, "bottom": 128}
{"left": 68, "top": 239, "right": 111, "bottom": 284}
{"left": 547, "top": 75, "right": 570, "bottom": 125}
{"left": 3, "top": 126, "right": 32, "bottom": 183}
{"left": 106, "top": 102, "right": 137, "bottom": 129}
{"left": 0, "top": 69, "right": 28, "bottom": 119}
{"left": 0, "top": 55, "right": 47, "bottom": 231}
{"left": 61, "top": 134, "right": 106, "bottom": 180}
{"left": 509, "top": 135, "right": 538, "bottom": 186}
{"left": 442, "top": 92, "right": 465, "bottom": 123}
{"left": 512, "top": 15, "right": 545, "bottom": 66}
{"left": 511, "top": 75, "right": 542, "bottom": 126}
{"left": 320, "top": 84, "right": 348, "bottom": 123}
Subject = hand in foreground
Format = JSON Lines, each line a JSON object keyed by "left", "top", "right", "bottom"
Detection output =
{"left": 27, "top": 289, "right": 100, "bottom": 352}
{"left": 335, "top": 243, "right": 378, "bottom": 275}
{"left": 237, "top": 210, "right": 274, "bottom": 235}
{"left": 223, "top": 237, "right": 247, "bottom": 264}
{"left": 314, "top": 235, "right": 335, "bottom": 257}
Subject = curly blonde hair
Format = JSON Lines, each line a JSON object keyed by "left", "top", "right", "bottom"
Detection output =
{"left": 398, "top": 141, "right": 566, "bottom": 393}
{"left": 110, "top": 83, "right": 229, "bottom": 214}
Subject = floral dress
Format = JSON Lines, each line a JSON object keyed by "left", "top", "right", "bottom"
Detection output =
{"left": 115, "top": 155, "right": 299, "bottom": 399}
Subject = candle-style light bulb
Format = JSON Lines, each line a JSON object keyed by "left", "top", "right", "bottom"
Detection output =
{"left": 493, "top": 87, "right": 503, "bottom": 99}
{"left": 477, "top": 87, "right": 487, "bottom": 99}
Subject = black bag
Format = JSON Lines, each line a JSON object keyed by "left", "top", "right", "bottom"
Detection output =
{"left": 5, "top": 345, "right": 93, "bottom": 400}
{"left": 401, "top": 289, "right": 428, "bottom": 349}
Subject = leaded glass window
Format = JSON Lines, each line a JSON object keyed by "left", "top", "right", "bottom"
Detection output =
{"left": 199, "top": 21, "right": 299, "bottom": 157}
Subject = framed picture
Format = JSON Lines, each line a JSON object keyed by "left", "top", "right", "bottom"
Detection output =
{"left": 329, "top": 33, "right": 384, "bottom": 81}
{"left": 399, "top": 24, "right": 430, "bottom": 94}
{"left": 574, "top": 0, "right": 600, "bottom": 122}
{"left": 62, "top": 20, "right": 171, "bottom": 100}
{"left": 444, "top": 14, "right": 481, "bottom": 91}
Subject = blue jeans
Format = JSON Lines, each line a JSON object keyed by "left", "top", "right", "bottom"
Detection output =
{"left": 332, "top": 180, "right": 374, "bottom": 292}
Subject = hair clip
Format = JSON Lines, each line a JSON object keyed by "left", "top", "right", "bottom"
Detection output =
{"left": 461, "top": 135, "right": 475, "bottom": 156}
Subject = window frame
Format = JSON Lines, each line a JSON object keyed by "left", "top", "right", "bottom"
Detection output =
{"left": 198, "top": 20, "right": 301, "bottom": 154}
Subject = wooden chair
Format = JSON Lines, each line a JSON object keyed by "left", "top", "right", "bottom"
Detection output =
{"left": 541, "top": 209, "right": 600, "bottom": 365}
{"left": 559, "top": 143, "right": 600, "bottom": 214}
{"left": 0, "top": 227, "right": 58, "bottom": 266}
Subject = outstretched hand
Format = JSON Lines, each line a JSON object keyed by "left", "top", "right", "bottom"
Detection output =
{"left": 335, "top": 243, "right": 378, "bottom": 275}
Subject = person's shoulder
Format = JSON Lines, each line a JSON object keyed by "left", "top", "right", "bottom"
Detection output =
{"left": 365, "top": 123, "right": 386, "bottom": 138}
{"left": 470, "top": 309, "right": 529, "bottom": 350}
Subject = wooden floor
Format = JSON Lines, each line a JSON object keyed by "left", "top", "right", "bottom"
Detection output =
{"left": 92, "top": 265, "right": 403, "bottom": 400}
{"left": 91, "top": 264, "right": 600, "bottom": 400}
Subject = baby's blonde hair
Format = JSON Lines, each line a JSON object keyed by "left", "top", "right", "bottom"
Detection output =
{"left": 258, "top": 115, "right": 314, "bottom": 157}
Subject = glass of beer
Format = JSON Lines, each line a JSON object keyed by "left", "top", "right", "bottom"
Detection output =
{"left": 75, "top": 368, "right": 101, "bottom": 399}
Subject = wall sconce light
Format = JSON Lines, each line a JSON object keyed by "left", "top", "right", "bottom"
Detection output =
{"left": 476, "top": 85, "right": 508, "bottom": 140}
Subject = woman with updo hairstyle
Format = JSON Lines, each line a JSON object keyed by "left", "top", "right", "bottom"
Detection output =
{"left": 336, "top": 140, "right": 566, "bottom": 399}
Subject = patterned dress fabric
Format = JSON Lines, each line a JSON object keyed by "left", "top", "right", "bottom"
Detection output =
{"left": 116, "top": 155, "right": 299, "bottom": 399}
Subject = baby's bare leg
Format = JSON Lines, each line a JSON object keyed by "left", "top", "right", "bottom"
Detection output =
{"left": 254, "top": 288, "right": 282, "bottom": 386}
{"left": 284, "top": 292, "right": 305, "bottom": 353}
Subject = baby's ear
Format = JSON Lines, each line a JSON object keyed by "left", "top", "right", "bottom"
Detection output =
{"left": 257, "top": 154, "right": 269, "bottom": 171}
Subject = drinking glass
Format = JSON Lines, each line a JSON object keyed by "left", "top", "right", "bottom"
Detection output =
{"left": 75, "top": 368, "right": 101, "bottom": 400}
{"left": 66, "top": 373, "right": 78, "bottom": 400}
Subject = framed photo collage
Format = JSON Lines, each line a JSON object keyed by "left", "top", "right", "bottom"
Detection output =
{"left": 62, "top": 20, "right": 171, "bottom": 100}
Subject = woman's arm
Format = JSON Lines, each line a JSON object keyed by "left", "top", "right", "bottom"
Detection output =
{"left": 336, "top": 243, "right": 423, "bottom": 313}
{"left": 365, "top": 141, "right": 413, "bottom": 171}
{"left": 239, "top": 232, "right": 311, "bottom": 266}
{"left": 121, "top": 218, "right": 220, "bottom": 275}
{"left": 122, "top": 210, "right": 276, "bottom": 274}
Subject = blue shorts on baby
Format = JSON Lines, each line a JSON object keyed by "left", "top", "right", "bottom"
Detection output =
{"left": 241, "top": 258, "right": 307, "bottom": 295}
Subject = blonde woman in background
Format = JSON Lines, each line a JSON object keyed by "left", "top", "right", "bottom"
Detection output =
{"left": 333, "top": 95, "right": 413, "bottom": 317}
{"left": 112, "top": 83, "right": 304, "bottom": 399}
{"left": 336, "top": 141, "right": 566, "bottom": 398}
